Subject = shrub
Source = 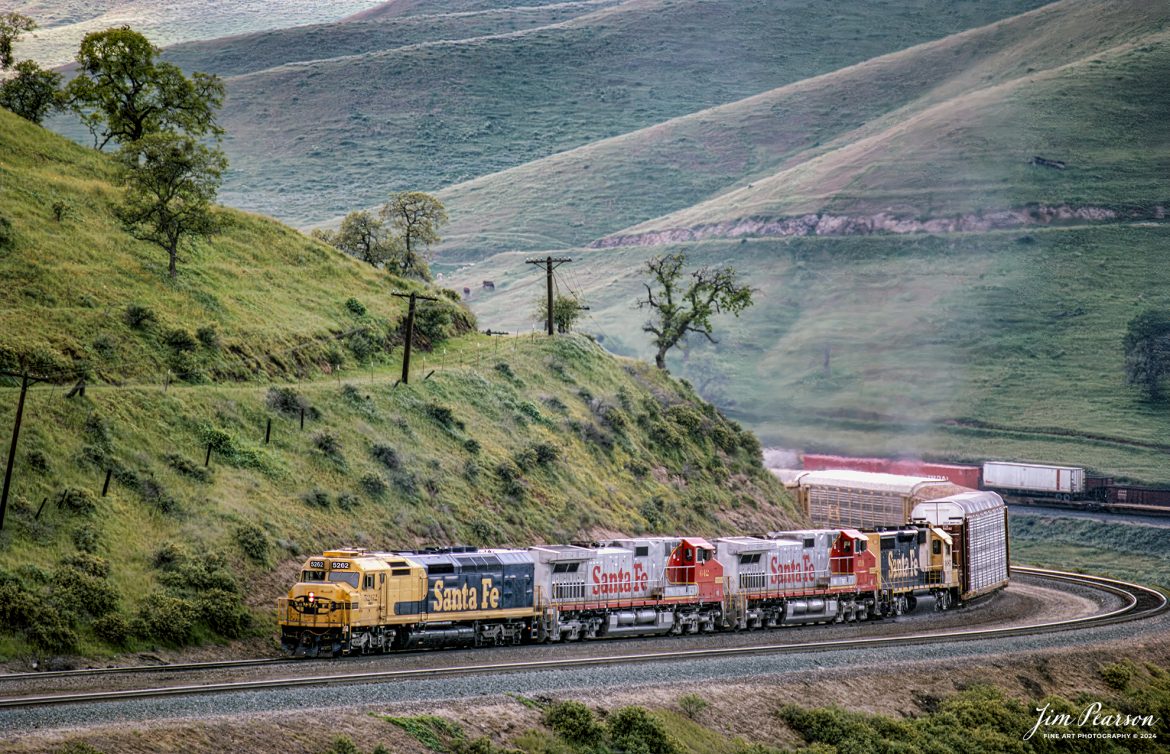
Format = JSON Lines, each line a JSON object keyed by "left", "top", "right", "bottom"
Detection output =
{"left": 393, "top": 471, "right": 420, "bottom": 499}
{"left": 235, "top": 524, "right": 270, "bottom": 563}
{"left": 158, "top": 555, "right": 238, "bottom": 595}
{"left": 1102, "top": 661, "right": 1135, "bottom": 691}
{"left": 200, "top": 426, "right": 265, "bottom": 470}
{"left": 163, "top": 328, "right": 198, "bottom": 353}
{"left": 61, "top": 553, "right": 109, "bottom": 579}
{"left": 25, "top": 449, "right": 50, "bottom": 474}
{"left": 266, "top": 386, "right": 313, "bottom": 417}
{"left": 495, "top": 461, "right": 525, "bottom": 499}
{"left": 313, "top": 430, "right": 343, "bottom": 461}
{"left": 607, "top": 707, "right": 678, "bottom": 754}
{"left": 164, "top": 452, "right": 211, "bottom": 482}
{"left": 25, "top": 610, "right": 79, "bottom": 654}
{"left": 463, "top": 459, "right": 480, "bottom": 482}
{"left": 123, "top": 304, "right": 156, "bottom": 329}
{"left": 93, "top": 613, "right": 132, "bottom": 646}
{"left": 196, "top": 325, "right": 221, "bottom": 350}
{"left": 347, "top": 331, "right": 376, "bottom": 361}
{"left": 359, "top": 473, "right": 388, "bottom": 498}
{"left": 140, "top": 475, "right": 179, "bottom": 514}
{"left": 83, "top": 413, "right": 112, "bottom": 448}
{"left": 512, "top": 447, "right": 539, "bottom": 472}
{"left": 337, "top": 492, "right": 359, "bottom": 511}
{"left": 302, "top": 488, "right": 332, "bottom": 508}
{"left": 152, "top": 541, "right": 184, "bottom": 570}
{"left": 345, "top": 297, "right": 367, "bottom": 316}
{"left": 678, "top": 693, "right": 709, "bottom": 721}
{"left": 323, "top": 737, "right": 361, "bottom": 754}
{"left": 0, "top": 581, "right": 38, "bottom": 629}
{"left": 425, "top": 403, "right": 462, "bottom": 430}
{"left": 543, "top": 701, "right": 603, "bottom": 745}
{"left": 51, "top": 201, "right": 69, "bottom": 222}
{"left": 197, "top": 589, "right": 250, "bottom": 639}
{"left": 370, "top": 443, "right": 401, "bottom": 470}
{"left": 665, "top": 404, "right": 705, "bottom": 432}
{"left": 533, "top": 443, "right": 559, "bottom": 466}
{"left": 58, "top": 487, "right": 97, "bottom": 516}
{"left": 493, "top": 362, "right": 515, "bottom": 380}
{"left": 53, "top": 568, "right": 122, "bottom": 619}
{"left": 463, "top": 438, "right": 481, "bottom": 455}
{"left": 169, "top": 350, "right": 205, "bottom": 383}
{"left": 135, "top": 594, "right": 197, "bottom": 645}
{"left": 598, "top": 403, "right": 629, "bottom": 432}
{"left": 542, "top": 396, "right": 568, "bottom": 413}
{"left": 91, "top": 334, "right": 118, "bottom": 360}
{"left": 71, "top": 524, "right": 100, "bottom": 552}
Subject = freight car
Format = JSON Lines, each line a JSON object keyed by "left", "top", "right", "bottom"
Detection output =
{"left": 780, "top": 469, "right": 967, "bottom": 529}
{"left": 911, "top": 491, "right": 1010, "bottom": 603}
{"left": 278, "top": 521, "right": 987, "bottom": 657}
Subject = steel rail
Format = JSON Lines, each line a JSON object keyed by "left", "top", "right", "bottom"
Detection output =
{"left": 0, "top": 568, "right": 1163, "bottom": 709}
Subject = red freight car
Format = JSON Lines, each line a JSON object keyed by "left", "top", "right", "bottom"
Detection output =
{"left": 800, "top": 454, "right": 981, "bottom": 490}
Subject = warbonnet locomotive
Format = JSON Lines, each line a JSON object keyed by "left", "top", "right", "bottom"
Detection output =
{"left": 277, "top": 491, "right": 1008, "bottom": 657}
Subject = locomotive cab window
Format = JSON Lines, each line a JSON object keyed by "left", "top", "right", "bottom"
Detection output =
{"left": 364, "top": 575, "right": 375, "bottom": 589}
{"left": 841, "top": 540, "right": 852, "bottom": 554}
{"left": 803, "top": 538, "right": 814, "bottom": 548}
{"left": 302, "top": 570, "right": 326, "bottom": 582}
{"left": 856, "top": 540, "right": 867, "bottom": 553}
{"left": 933, "top": 541, "right": 942, "bottom": 555}
{"left": 635, "top": 546, "right": 649, "bottom": 557}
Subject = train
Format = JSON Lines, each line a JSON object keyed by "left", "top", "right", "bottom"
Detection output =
{"left": 276, "top": 492, "right": 1008, "bottom": 657}
{"left": 798, "top": 453, "right": 1170, "bottom": 515}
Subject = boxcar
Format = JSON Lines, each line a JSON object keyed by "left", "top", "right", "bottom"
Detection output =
{"left": 787, "top": 469, "right": 967, "bottom": 529}
{"left": 911, "top": 491, "right": 1009, "bottom": 601}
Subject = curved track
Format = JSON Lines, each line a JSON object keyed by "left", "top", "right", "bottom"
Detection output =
{"left": 0, "top": 567, "right": 1163, "bottom": 710}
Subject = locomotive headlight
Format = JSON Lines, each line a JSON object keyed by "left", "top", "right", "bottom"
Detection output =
{"left": 308, "top": 591, "right": 316, "bottom": 604}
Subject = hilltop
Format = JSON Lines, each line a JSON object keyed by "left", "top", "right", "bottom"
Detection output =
{"left": 0, "top": 112, "right": 793, "bottom": 660}
{"left": 147, "top": 0, "right": 1050, "bottom": 224}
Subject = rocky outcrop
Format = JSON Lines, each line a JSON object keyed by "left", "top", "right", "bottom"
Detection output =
{"left": 591, "top": 204, "right": 1165, "bottom": 248}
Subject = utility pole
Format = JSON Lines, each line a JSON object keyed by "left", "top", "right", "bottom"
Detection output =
{"left": 0, "top": 371, "right": 31, "bottom": 532}
{"left": 525, "top": 256, "right": 572, "bottom": 335}
{"left": 392, "top": 291, "right": 439, "bottom": 384}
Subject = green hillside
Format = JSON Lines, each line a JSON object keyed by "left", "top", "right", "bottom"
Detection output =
{"left": 194, "top": 0, "right": 1048, "bottom": 224}
{"left": 0, "top": 112, "right": 793, "bottom": 660}
{"left": 435, "top": 0, "right": 1169, "bottom": 258}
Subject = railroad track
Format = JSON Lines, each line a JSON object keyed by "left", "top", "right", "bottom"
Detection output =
{"left": 0, "top": 567, "right": 1163, "bottom": 710}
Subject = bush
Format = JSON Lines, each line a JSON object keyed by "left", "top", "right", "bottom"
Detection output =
{"left": 266, "top": 386, "right": 314, "bottom": 417}
{"left": 313, "top": 431, "right": 344, "bottom": 462}
{"left": 235, "top": 523, "right": 270, "bottom": 563}
{"left": 393, "top": 471, "right": 420, "bottom": 499}
{"left": 1102, "top": 661, "right": 1135, "bottom": 691}
{"left": 26, "top": 610, "right": 79, "bottom": 654}
{"left": 196, "top": 325, "right": 221, "bottom": 350}
{"left": 493, "top": 362, "right": 515, "bottom": 380}
{"left": 0, "top": 581, "right": 38, "bottom": 629}
{"left": 370, "top": 443, "right": 401, "bottom": 470}
{"left": 158, "top": 555, "right": 238, "bottom": 595}
{"left": 139, "top": 475, "right": 178, "bottom": 514}
{"left": 345, "top": 297, "right": 367, "bottom": 317}
{"left": 197, "top": 589, "right": 250, "bottom": 639}
{"left": 25, "top": 449, "right": 50, "bottom": 474}
{"left": 543, "top": 701, "right": 603, "bottom": 745}
{"left": 163, "top": 328, "right": 198, "bottom": 353}
{"left": 91, "top": 333, "right": 118, "bottom": 361}
{"left": 463, "top": 438, "right": 481, "bottom": 455}
{"left": 152, "top": 541, "right": 184, "bottom": 570}
{"left": 463, "top": 459, "right": 480, "bottom": 482}
{"left": 135, "top": 594, "right": 197, "bottom": 645}
{"left": 93, "top": 613, "right": 132, "bottom": 646}
{"left": 512, "top": 447, "right": 539, "bottom": 472}
{"left": 337, "top": 492, "right": 359, "bottom": 511}
{"left": 61, "top": 553, "right": 110, "bottom": 579}
{"left": 678, "top": 693, "right": 709, "bottom": 721}
{"left": 123, "top": 303, "right": 156, "bottom": 329}
{"left": 359, "top": 473, "right": 388, "bottom": 498}
{"left": 302, "top": 488, "right": 332, "bottom": 508}
{"left": 164, "top": 452, "right": 211, "bottom": 482}
{"left": 72, "top": 525, "right": 100, "bottom": 553}
{"left": 323, "top": 737, "right": 361, "bottom": 754}
{"left": 347, "top": 330, "right": 376, "bottom": 361}
{"left": 607, "top": 707, "right": 678, "bottom": 754}
{"left": 533, "top": 442, "right": 560, "bottom": 466}
{"left": 58, "top": 487, "right": 97, "bottom": 516}
{"left": 425, "top": 403, "right": 463, "bottom": 430}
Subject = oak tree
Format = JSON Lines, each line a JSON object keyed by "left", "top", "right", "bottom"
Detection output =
{"left": 0, "top": 13, "right": 61, "bottom": 124}
{"left": 333, "top": 211, "right": 400, "bottom": 268}
{"left": 637, "top": 253, "right": 753, "bottom": 370}
{"left": 1124, "top": 309, "right": 1170, "bottom": 401}
{"left": 380, "top": 191, "right": 447, "bottom": 279}
{"left": 535, "top": 293, "right": 585, "bottom": 334}
{"left": 64, "top": 27, "right": 224, "bottom": 149}
{"left": 117, "top": 132, "right": 226, "bottom": 279}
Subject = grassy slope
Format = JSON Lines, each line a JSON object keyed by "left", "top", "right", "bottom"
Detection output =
{"left": 434, "top": 0, "right": 1168, "bottom": 258}
{"left": 618, "top": 2, "right": 1170, "bottom": 237}
{"left": 0, "top": 115, "right": 793, "bottom": 659}
{"left": 162, "top": 2, "right": 620, "bottom": 77}
{"left": 202, "top": 0, "right": 1048, "bottom": 224}
{"left": 0, "top": 108, "right": 422, "bottom": 384}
